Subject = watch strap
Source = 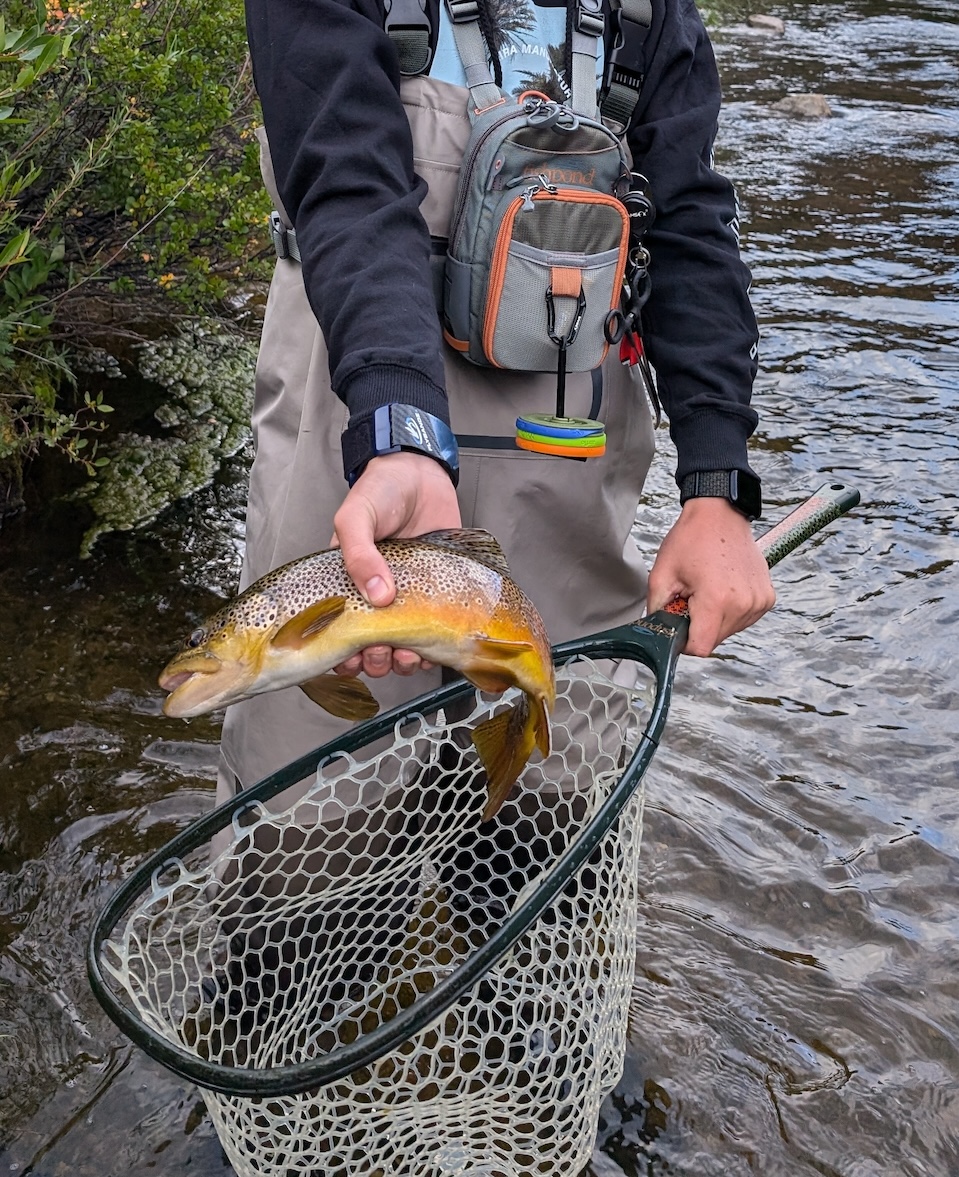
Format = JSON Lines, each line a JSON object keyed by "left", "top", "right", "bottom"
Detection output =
{"left": 679, "top": 469, "right": 762, "bottom": 520}
{"left": 342, "top": 404, "right": 460, "bottom": 488}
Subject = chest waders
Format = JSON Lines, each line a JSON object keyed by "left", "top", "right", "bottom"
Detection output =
{"left": 90, "top": 6, "right": 690, "bottom": 1173}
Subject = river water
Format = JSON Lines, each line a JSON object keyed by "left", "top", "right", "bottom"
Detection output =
{"left": 1, "top": 1, "right": 957, "bottom": 1173}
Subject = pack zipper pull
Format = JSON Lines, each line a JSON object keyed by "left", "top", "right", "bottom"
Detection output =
{"left": 520, "top": 184, "right": 540, "bottom": 211}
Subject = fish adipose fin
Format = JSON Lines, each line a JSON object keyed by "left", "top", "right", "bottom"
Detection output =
{"left": 417, "top": 529, "right": 512, "bottom": 579}
{"left": 271, "top": 597, "right": 347, "bottom": 650}
{"left": 531, "top": 693, "right": 551, "bottom": 759}
{"left": 300, "top": 674, "right": 379, "bottom": 720}
{"left": 471, "top": 694, "right": 538, "bottom": 821}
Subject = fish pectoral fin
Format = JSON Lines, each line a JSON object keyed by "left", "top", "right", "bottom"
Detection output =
{"left": 271, "top": 598, "right": 348, "bottom": 651}
{"left": 299, "top": 674, "right": 379, "bottom": 720}
{"left": 471, "top": 695, "right": 535, "bottom": 821}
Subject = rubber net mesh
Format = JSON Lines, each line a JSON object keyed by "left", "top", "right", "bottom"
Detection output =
{"left": 98, "top": 657, "right": 654, "bottom": 1177}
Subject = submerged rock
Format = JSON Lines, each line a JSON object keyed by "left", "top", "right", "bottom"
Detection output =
{"left": 74, "top": 321, "right": 257, "bottom": 557}
{"left": 748, "top": 14, "right": 785, "bottom": 34}
{"left": 771, "top": 93, "right": 833, "bottom": 118}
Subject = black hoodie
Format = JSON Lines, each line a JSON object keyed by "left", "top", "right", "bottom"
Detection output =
{"left": 244, "top": 0, "right": 760, "bottom": 486}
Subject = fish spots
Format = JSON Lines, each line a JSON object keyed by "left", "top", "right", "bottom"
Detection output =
{"left": 180, "top": 537, "right": 548, "bottom": 657}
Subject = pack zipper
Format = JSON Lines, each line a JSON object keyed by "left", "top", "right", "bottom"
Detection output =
{"left": 448, "top": 103, "right": 536, "bottom": 256}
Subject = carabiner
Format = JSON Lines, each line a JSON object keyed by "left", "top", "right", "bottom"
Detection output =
{"left": 546, "top": 287, "right": 588, "bottom": 348}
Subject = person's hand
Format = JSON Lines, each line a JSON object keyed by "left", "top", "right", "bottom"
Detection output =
{"left": 330, "top": 450, "right": 461, "bottom": 678}
{"left": 646, "top": 498, "right": 776, "bottom": 657}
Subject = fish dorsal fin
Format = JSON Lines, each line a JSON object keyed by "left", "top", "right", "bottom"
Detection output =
{"left": 299, "top": 673, "right": 379, "bottom": 720}
{"left": 417, "top": 528, "right": 512, "bottom": 579}
{"left": 271, "top": 597, "right": 347, "bottom": 651}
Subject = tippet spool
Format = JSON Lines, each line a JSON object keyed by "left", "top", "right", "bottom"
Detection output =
{"left": 515, "top": 414, "right": 607, "bottom": 458}
{"left": 516, "top": 436, "right": 607, "bottom": 458}
{"left": 516, "top": 429, "right": 607, "bottom": 450}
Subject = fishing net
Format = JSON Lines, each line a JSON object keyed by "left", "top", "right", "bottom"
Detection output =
{"left": 94, "top": 656, "right": 656, "bottom": 1177}
{"left": 90, "top": 481, "right": 861, "bottom": 1176}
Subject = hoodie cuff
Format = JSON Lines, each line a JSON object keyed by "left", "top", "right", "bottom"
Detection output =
{"left": 669, "top": 408, "right": 758, "bottom": 486}
{"left": 338, "top": 364, "right": 451, "bottom": 484}
{"left": 339, "top": 363, "right": 450, "bottom": 430}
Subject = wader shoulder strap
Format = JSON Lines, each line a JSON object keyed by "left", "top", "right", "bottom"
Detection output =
{"left": 599, "top": 0, "right": 653, "bottom": 132}
{"left": 386, "top": 0, "right": 441, "bottom": 76}
{"left": 569, "top": 0, "right": 605, "bottom": 120}
{"left": 444, "top": 0, "right": 503, "bottom": 112}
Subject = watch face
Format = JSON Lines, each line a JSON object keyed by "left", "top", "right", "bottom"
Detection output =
{"left": 731, "top": 470, "right": 762, "bottom": 520}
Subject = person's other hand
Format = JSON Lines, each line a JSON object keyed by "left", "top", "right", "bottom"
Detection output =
{"left": 646, "top": 498, "right": 776, "bottom": 657}
{"left": 330, "top": 451, "right": 461, "bottom": 678}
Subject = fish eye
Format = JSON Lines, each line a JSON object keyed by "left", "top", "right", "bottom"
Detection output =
{"left": 186, "top": 627, "right": 207, "bottom": 648}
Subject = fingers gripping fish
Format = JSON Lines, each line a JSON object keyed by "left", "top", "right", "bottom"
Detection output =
{"left": 158, "top": 529, "right": 556, "bottom": 820}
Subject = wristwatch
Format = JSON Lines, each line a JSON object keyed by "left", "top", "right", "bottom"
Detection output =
{"left": 679, "top": 469, "right": 762, "bottom": 521}
{"left": 342, "top": 403, "right": 460, "bottom": 488}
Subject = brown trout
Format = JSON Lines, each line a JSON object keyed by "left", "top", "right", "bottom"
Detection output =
{"left": 159, "top": 528, "right": 555, "bottom": 820}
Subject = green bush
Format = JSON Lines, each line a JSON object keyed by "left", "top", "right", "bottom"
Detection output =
{"left": 7, "top": 0, "right": 269, "bottom": 297}
{"left": 0, "top": 7, "right": 99, "bottom": 472}
{"left": 0, "top": 0, "right": 268, "bottom": 486}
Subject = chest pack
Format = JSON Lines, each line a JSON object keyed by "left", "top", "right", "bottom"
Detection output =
{"left": 440, "top": 1, "right": 642, "bottom": 388}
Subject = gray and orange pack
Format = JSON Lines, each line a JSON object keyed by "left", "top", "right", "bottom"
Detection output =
{"left": 439, "top": 0, "right": 643, "bottom": 374}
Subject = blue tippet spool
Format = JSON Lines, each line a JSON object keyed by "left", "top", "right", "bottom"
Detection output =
{"left": 515, "top": 413, "right": 605, "bottom": 441}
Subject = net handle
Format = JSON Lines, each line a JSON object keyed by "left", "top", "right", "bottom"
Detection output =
{"left": 87, "top": 482, "right": 860, "bottom": 1096}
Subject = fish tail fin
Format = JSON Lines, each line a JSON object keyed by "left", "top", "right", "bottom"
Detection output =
{"left": 532, "top": 692, "right": 551, "bottom": 760}
{"left": 472, "top": 693, "right": 543, "bottom": 822}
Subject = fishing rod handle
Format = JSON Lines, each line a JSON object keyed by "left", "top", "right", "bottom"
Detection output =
{"left": 659, "top": 480, "right": 860, "bottom": 618}
{"left": 756, "top": 481, "right": 860, "bottom": 570}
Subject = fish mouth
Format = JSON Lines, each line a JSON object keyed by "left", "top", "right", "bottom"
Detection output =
{"left": 159, "top": 652, "right": 248, "bottom": 718}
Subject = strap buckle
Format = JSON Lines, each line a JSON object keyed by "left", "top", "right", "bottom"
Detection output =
{"left": 444, "top": 0, "right": 480, "bottom": 23}
{"left": 575, "top": 0, "right": 605, "bottom": 38}
{"left": 601, "top": 8, "right": 653, "bottom": 121}
{"left": 269, "top": 210, "right": 290, "bottom": 260}
{"left": 384, "top": 0, "right": 433, "bottom": 74}
{"left": 269, "top": 211, "right": 300, "bottom": 263}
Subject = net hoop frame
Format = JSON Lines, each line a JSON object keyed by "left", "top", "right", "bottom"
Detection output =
{"left": 87, "top": 481, "right": 860, "bottom": 1098}
{"left": 87, "top": 615, "right": 683, "bottom": 1097}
